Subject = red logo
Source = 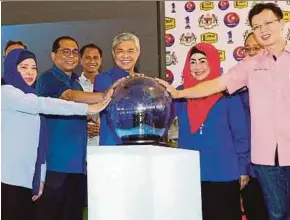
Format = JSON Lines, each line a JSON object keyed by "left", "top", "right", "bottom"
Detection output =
{"left": 218, "top": 1, "right": 229, "bottom": 10}
{"left": 165, "top": 33, "right": 175, "bottom": 47}
{"left": 224, "top": 12, "right": 240, "bottom": 28}
{"left": 185, "top": 1, "right": 196, "bottom": 12}
{"left": 166, "top": 69, "right": 174, "bottom": 84}
{"left": 233, "top": 46, "right": 246, "bottom": 61}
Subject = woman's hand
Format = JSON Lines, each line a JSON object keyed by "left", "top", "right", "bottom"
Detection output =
{"left": 154, "top": 78, "right": 180, "bottom": 98}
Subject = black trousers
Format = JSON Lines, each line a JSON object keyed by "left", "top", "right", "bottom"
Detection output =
{"left": 201, "top": 180, "right": 241, "bottom": 220}
{"left": 33, "top": 171, "right": 86, "bottom": 220}
{"left": 241, "top": 178, "right": 269, "bottom": 220}
{"left": 1, "top": 182, "right": 33, "bottom": 220}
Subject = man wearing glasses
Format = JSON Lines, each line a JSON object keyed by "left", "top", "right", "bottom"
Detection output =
{"left": 157, "top": 3, "right": 290, "bottom": 219}
{"left": 244, "top": 32, "right": 262, "bottom": 57}
{"left": 35, "top": 36, "right": 106, "bottom": 220}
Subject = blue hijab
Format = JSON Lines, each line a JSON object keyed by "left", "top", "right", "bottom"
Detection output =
{"left": 3, "top": 49, "right": 47, "bottom": 195}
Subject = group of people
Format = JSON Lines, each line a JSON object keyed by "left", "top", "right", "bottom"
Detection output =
{"left": 1, "top": 32, "right": 141, "bottom": 220}
{"left": 1, "top": 2, "right": 290, "bottom": 220}
{"left": 158, "top": 3, "right": 290, "bottom": 220}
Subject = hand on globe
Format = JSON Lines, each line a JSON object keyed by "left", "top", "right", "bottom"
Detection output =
{"left": 131, "top": 73, "right": 145, "bottom": 77}
{"left": 154, "top": 78, "right": 180, "bottom": 99}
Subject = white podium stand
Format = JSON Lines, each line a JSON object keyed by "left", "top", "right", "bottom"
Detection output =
{"left": 87, "top": 145, "right": 202, "bottom": 220}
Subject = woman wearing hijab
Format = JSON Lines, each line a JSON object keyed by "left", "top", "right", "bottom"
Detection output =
{"left": 173, "top": 43, "right": 250, "bottom": 220}
{"left": 1, "top": 49, "right": 111, "bottom": 220}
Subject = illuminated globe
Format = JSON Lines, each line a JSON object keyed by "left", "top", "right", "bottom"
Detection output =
{"left": 106, "top": 76, "right": 173, "bottom": 145}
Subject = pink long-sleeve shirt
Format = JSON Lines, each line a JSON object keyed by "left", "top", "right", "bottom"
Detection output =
{"left": 222, "top": 44, "right": 290, "bottom": 166}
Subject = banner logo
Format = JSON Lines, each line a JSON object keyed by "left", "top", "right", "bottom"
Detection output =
{"left": 185, "top": 1, "right": 195, "bottom": 12}
{"left": 200, "top": 1, "right": 214, "bottom": 11}
{"left": 283, "top": 11, "right": 290, "bottom": 23}
{"left": 165, "top": 17, "right": 176, "bottom": 30}
{"left": 224, "top": 12, "right": 240, "bottom": 28}
{"left": 227, "top": 31, "right": 234, "bottom": 44}
{"left": 233, "top": 46, "right": 246, "bottom": 61}
{"left": 218, "top": 50, "right": 226, "bottom": 61}
{"left": 198, "top": 13, "right": 219, "bottom": 29}
{"left": 200, "top": 32, "right": 218, "bottom": 44}
{"left": 218, "top": 1, "right": 229, "bottom": 10}
{"left": 165, "top": 33, "right": 175, "bottom": 47}
{"left": 166, "top": 51, "right": 178, "bottom": 66}
{"left": 166, "top": 69, "right": 174, "bottom": 84}
{"left": 286, "top": 28, "right": 290, "bottom": 41}
{"left": 180, "top": 32, "right": 197, "bottom": 46}
{"left": 171, "top": 3, "right": 176, "bottom": 13}
{"left": 234, "top": 1, "right": 248, "bottom": 9}
{"left": 185, "top": 16, "right": 191, "bottom": 29}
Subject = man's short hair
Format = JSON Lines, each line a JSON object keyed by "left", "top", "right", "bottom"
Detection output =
{"left": 80, "top": 43, "right": 103, "bottom": 58}
{"left": 52, "top": 36, "right": 79, "bottom": 53}
{"left": 248, "top": 3, "right": 283, "bottom": 27}
{"left": 112, "top": 32, "right": 140, "bottom": 54}
{"left": 4, "top": 40, "right": 27, "bottom": 55}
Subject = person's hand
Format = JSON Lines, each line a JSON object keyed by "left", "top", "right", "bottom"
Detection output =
{"left": 111, "top": 77, "right": 128, "bottom": 90}
{"left": 240, "top": 175, "right": 250, "bottom": 190}
{"left": 88, "top": 91, "right": 112, "bottom": 114}
{"left": 154, "top": 78, "right": 180, "bottom": 98}
{"left": 87, "top": 119, "right": 100, "bottom": 137}
{"left": 131, "top": 73, "right": 145, "bottom": 77}
{"left": 32, "top": 181, "right": 44, "bottom": 202}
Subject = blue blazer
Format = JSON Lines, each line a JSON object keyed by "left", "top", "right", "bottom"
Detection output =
{"left": 174, "top": 87, "right": 250, "bottom": 181}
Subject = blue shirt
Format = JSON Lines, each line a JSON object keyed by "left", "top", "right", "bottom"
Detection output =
{"left": 93, "top": 67, "right": 129, "bottom": 145}
{"left": 36, "top": 65, "right": 87, "bottom": 173}
{"left": 238, "top": 89, "right": 256, "bottom": 177}
{"left": 174, "top": 87, "right": 250, "bottom": 182}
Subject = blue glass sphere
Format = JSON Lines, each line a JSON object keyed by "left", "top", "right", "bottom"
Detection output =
{"left": 106, "top": 76, "right": 173, "bottom": 144}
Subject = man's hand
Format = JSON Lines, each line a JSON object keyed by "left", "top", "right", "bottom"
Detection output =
{"left": 154, "top": 78, "right": 180, "bottom": 98}
{"left": 240, "top": 175, "right": 250, "bottom": 190}
{"left": 32, "top": 181, "right": 44, "bottom": 202}
{"left": 87, "top": 120, "right": 100, "bottom": 138}
{"left": 88, "top": 90, "right": 113, "bottom": 114}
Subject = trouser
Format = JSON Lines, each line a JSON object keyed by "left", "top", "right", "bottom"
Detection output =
{"left": 201, "top": 180, "right": 241, "bottom": 220}
{"left": 33, "top": 171, "right": 86, "bottom": 220}
{"left": 241, "top": 177, "right": 269, "bottom": 220}
{"left": 1, "top": 182, "right": 33, "bottom": 220}
{"left": 253, "top": 165, "right": 290, "bottom": 220}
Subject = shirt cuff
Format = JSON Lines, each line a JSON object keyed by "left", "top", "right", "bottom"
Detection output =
{"left": 41, "top": 163, "right": 47, "bottom": 182}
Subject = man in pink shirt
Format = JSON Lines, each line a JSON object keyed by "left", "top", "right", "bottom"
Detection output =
{"left": 157, "top": 3, "right": 290, "bottom": 220}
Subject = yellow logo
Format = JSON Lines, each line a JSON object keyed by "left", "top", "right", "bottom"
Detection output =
{"left": 218, "top": 50, "right": 226, "bottom": 61}
{"left": 200, "top": 32, "right": 218, "bottom": 44}
{"left": 200, "top": 1, "right": 214, "bottom": 11}
{"left": 165, "top": 17, "right": 176, "bottom": 30}
{"left": 283, "top": 11, "right": 290, "bottom": 23}
{"left": 234, "top": 1, "right": 248, "bottom": 9}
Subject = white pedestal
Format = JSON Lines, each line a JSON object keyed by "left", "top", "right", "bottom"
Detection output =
{"left": 87, "top": 145, "right": 202, "bottom": 220}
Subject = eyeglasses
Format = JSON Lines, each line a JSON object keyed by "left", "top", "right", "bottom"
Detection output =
{"left": 57, "top": 48, "right": 79, "bottom": 57}
{"left": 252, "top": 19, "right": 280, "bottom": 32}
{"left": 243, "top": 46, "right": 261, "bottom": 54}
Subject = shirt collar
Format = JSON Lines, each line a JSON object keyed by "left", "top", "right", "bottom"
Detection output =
{"left": 79, "top": 72, "right": 98, "bottom": 83}
{"left": 262, "top": 42, "right": 290, "bottom": 56}
{"left": 52, "top": 64, "right": 78, "bottom": 81}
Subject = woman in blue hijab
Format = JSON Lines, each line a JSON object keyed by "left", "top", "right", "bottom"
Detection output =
{"left": 1, "top": 49, "right": 111, "bottom": 220}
